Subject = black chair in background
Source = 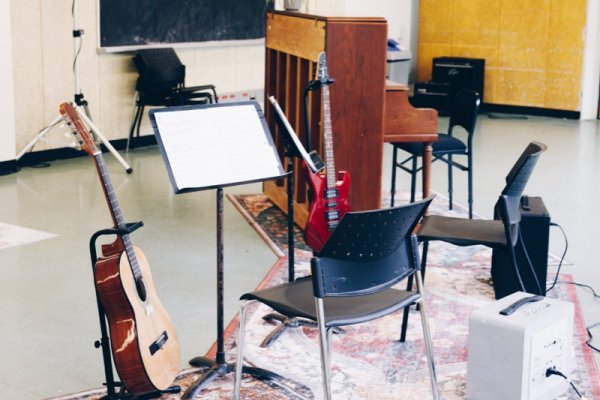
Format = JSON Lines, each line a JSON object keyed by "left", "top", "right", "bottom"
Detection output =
{"left": 128, "top": 48, "right": 218, "bottom": 148}
{"left": 234, "top": 198, "right": 440, "bottom": 400}
{"left": 420, "top": 142, "right": 546, "bottom": 293}
{"left": 399, "top": 142, "right": 546, "bottom": 342}
{"left": 390, "top": 89, "right": 481, "bottom": 218}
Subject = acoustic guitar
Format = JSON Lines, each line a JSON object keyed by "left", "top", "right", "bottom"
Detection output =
{"left": 303, "top": 52, "right": 351, "bottom": 252}
{"left": 59, "top": 103, "right": 180, "bottom": 396}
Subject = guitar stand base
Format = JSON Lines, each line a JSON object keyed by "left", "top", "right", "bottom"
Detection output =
{"left": 182, "top": 356, "right": 282, "bottom": 399}
{"left": 99, "top": 383, "right": 181, "bottom": 400}
{"left": 260, "top": 313, "right": 345, "bottom": 348}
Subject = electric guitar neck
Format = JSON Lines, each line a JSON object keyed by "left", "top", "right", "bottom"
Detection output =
{"left": 303, "top": 52, "right": 351, "bottom": 252}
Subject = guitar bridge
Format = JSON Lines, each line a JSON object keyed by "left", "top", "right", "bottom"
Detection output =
{"left": 149, "top": 331, "right": 169, "bottom": 355}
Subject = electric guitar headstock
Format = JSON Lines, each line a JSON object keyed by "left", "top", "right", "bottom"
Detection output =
{"left": 59, "top": 102, "right": 100, "bottom": 157}
{"left": 317, "top": 51, "right": 329, "bottom": 83}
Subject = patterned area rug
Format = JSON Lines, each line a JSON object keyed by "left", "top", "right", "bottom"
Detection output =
{"left": 52, "top": 193, "right": 600, "bottom": 400}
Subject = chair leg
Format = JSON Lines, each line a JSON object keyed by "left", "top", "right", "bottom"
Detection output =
{"left": 448, "top": 154, "right": 454, "bottom": 210}
{"left": 415, "top": 270, "right": 440, "bottom": 400}
{"left": 401, "top": 240, "right": 429, "bottom": 341}
{"left": 136, "top": 105, "right": 146, "bottom": 139}
{"left": 410, "top": 156, "right": 418, "bottom": 203}
{"left": 234, "top": 301, "right": 248, "bottom": 400}
{"left": 467, "top": 154, "right": 473, "bottom": 219}
{"left": 315, "top": 298, "right": 333, "bottom": 400}
{"left": 420, "top": 241, "right": 430, "bottom": 282}
{"left": 400, "top": 292, "right": 411, "bottom": 342}
{"left": 127, "top": 104, "right": 143, "bottom": 151}
{"left": 391, "top": 146, "right": 398, "bottom": 207}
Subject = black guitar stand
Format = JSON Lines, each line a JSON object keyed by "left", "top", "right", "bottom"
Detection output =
{"left": 183, "top": 188, "right": 284, "bottom": 399}
{"left": 88, "top": 222, "right": 180, "bottom": 400}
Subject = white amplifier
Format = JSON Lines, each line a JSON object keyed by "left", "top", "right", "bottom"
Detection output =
{"left": 467, "top": 291, "right": 575, "bottom": 400}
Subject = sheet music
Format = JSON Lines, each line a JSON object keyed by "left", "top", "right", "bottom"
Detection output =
{"left": 153, "top": 103, "right": 283, "bottom": 191}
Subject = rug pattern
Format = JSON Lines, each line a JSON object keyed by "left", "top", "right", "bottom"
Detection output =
{"left": 51, "top": 193, "right": 600, "bottom": 399}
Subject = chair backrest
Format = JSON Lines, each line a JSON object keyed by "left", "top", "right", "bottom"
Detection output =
{"left": 133, "top": 48, "right": 186, "bottom": 89}
{"left": 448, "top": 89, "right": 480, "bottom": 146}
{"left": 310, "top": 197, "right": 432, "bottom": 298}
{"left": 496, "top": 141, "right": 547, "bottom": 244}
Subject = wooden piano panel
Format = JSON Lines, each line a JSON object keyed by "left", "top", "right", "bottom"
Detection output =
{"left": 383, "top": 82, "right": 438, "bottom": 200}
{"left": 383, "top": 83, "right": 438, "bottom": 143}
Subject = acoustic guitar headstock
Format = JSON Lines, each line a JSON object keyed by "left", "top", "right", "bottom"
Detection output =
{"left": 59, "top": 102, "right": 100, "bottom": 157}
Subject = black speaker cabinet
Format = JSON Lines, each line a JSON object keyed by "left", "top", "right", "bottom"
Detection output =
{"left": 410, "top": 81, "right": 452, "bottom": 114}
{"left": 491, "top": 196, "right": 550, "bottom": 299}
{"left": 432, "top": 57, "right": 485, "bottom": 102}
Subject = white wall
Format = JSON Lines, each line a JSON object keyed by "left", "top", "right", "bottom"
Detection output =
{"left": 9, "top": 0, "right": 267, "bottom": 157}
{"left": 0, "top": 0, "right": 16, "bottom": 162}
{"left": 326, "top": 0, "right": 413, "bottom": 50}
{"left": 580, "top": 0, "right": 600, "bottom": 120}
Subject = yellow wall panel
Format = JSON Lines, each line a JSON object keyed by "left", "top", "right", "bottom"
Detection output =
{"left": 417, "top": 44, "right": 452, "bottom": 82}
{"left": 496, "top": 70, "right": 546, "bottom": 106}
{"left": 545, "top": 71, "right": 581, "bottom": 110}
{"left": 419, "top": 0, "right": 455, "bottom": 44}
{"left": 483, "top": 68, "right": 499, "bottom": 104}
{"left": 451, "top": 0, "right": 501, "bottom": 47}
{"left": 418, "top": 0, "right": 585, "bottom": 111}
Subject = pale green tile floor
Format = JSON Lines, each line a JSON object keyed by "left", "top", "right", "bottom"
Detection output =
{"left": 0, "top": 113, "right": 599, "bottom": 398}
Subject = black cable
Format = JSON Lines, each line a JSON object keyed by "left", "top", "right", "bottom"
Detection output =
{"left": 587, "top": 321, "right": 600, "bottom": 353}
{"left": 517, "top": 225, "right": 542, "bottom": 294}
{"left": 543, "top": 222, "right": 600, "bottom": 354}
{"left": 546, "top": 221, "right": 569, "bottom": 292}
{"left": 545, "top": 368, "right": 583, "bottom": 398}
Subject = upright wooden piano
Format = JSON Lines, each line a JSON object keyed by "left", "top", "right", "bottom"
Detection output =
{"left": 264, "top": 10, "right": 437, "bottom": 228}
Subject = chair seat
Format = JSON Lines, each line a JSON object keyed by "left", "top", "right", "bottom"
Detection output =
{"left": 394, "top": 134, "right": 467, "bottom": 156}
{"left": 417, "top": 215, "right": 507, "bottom": 247}
{"left": 241, "top": 277, "right": 419, "bottom": 328}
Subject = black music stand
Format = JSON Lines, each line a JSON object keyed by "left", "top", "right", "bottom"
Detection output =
{"left": 150, "top": 101, "right": 286, "bottom": 399}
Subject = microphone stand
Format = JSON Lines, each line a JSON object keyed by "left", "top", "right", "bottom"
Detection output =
{"left": 17, "top": 0, "right": 132, "bottom": 174}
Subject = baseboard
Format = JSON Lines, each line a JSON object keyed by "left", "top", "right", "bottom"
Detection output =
{"left": 481, "top": 103, "right": 580, "bottom": 119}
{"left": 0, "top": 135, "right": 158, "bottom": 175}
{"left": 0, "top": 159, "right": 19, "bottom": 176}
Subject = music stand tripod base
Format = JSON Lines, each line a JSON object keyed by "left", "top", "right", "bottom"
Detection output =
{"left": 184, "top": 356, "right": 283, "bottom": 399}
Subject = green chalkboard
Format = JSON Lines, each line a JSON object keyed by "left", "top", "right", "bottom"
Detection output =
{"left": 98, "top": 0, "right": 267, "bottom": 51}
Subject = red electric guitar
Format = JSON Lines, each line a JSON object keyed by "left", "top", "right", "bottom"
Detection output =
{"left": 60, "top": 103, "right": 180, "bottom": 396}
{"left": 303, "top": 52, "right": 351, "bottom": 252}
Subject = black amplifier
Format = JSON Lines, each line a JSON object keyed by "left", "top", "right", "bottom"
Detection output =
{"left": 491, "top": 196, "right": 550, "bottom": 299}
{"left": 432, "top": 57, "right": 485, "bottom": 102}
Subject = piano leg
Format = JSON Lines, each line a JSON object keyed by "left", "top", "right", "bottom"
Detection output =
{"left": 422, "top": 142, "right": 433, "bottom": 200}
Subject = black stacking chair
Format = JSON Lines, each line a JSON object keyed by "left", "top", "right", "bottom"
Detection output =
{"left": 390, "top": 89, "right": 481, "bottom": 218}
{"left": 128, "top": 48, "right": 218, "bottom": 147}
{"left": 399, "top": 142, "right": 546, "bottom": 342}
{"left": 234, "top": 198, "right": 440, "bottom": 400}
{"left": 426, "top": 142, "right": 545, "bottom": 287}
